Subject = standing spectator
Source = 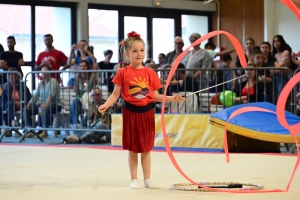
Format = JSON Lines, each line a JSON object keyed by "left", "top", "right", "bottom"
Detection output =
{"left": 35, "top": 34, "right": 68, "bottom": 84}
{"left": 272, "top": 35, "right": 291, "bottom": 99}
{"left": 66, "top": 40, "right": 98, "bottom": 87}
{"left": 181, "top": 33, "right": 211, "bottom": 90}
{"left": 236, "top": 37, "right": 256, "bottom": 70}
{"left": 0, "top": 43, "right": 4, "bottom": 53}
{"left": 204, "top": 41, "right": 235, "bottom": 79}
{"left": 212, "top": 54, "right": 235, "bottom": 92}
{"left": 165, "top": 36, "right": 184, "bottom": 65}
{"left": 0, "top": 36, "right": 24, "bottom": 84}
{"left": 157, "top": 53, "right": 165, "bottom": 69}
{"left": 98, "top": 50, "right": 114, "bottom": 92}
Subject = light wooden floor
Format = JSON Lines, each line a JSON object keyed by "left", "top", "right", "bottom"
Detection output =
{"left": 0, "top": 145, "right": 300, "bottom": 200}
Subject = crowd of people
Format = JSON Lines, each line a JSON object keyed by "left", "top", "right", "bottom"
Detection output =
{"left": 0, "top": 32, "right": 300, "bottom": 142}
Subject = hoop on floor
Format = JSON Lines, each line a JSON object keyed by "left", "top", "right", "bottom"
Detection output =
{"left": 171, "top": 182, "right": 264, "bottom": 192}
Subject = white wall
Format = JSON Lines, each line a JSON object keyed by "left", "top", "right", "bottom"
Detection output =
{"left": 45, "top": 0, "right": 216, "bottom": 41}
{"left": 265, "top": 0, "right": 300, "bottom": 52}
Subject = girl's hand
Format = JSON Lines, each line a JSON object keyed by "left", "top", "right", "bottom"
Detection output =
{"left": 98, "top": 105, "right": 108, "bottom": 115}
{"left": 173, "top": 94, "right": 186, "bottom": 102}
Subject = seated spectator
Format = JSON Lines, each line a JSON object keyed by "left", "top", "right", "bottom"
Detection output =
{"left": 23, "top": 66, "right": 62, "bottom": 138}
{"left": 1, "top": 68, "right": 31, "bottom": 136}
{"left": 158, "top": 53, "right": 165, "bottom": 69}
{"left": 64, "top": 87, "right": 111, "bottom": 144}
{"left": 144, "top": 59, "right": 152, "bottom": 67}
{"left": 175, "top": 63, "right": 199, "bottom": 93}
{"left": 211, "top": 54, "right": 234, "bottom": 92}
{"left": 253, "top": 50, "right": 272, "bottom": 101}
{"left": 70, "top": 60, "right": 97, "bottom": 125}
{"left": 233, "top": 62, "right": 264, "bottom": 104}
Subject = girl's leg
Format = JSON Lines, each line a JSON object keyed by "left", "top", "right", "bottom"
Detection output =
{"left": 128, "top": 151, "right": 141, "bottom": 189}
{"left": 141, "top": 152, "right": 158, "bottom": 189}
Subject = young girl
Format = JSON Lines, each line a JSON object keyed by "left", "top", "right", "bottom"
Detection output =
{"left": 98, "top": 31, "right": 185, "bottom": 189}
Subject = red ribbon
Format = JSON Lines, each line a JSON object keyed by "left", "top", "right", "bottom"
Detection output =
{"left": 161, "top": 28, "right": 299, "bottom": 193}
{"left": 127, "top": 31, "right": 141, "bottom": 39}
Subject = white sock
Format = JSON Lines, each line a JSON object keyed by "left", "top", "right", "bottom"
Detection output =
{"left": 130, "top": 179, "right": 142, "bottom": 189}
{"left": 144, "top": 179, "right": 158, "bottom": 189}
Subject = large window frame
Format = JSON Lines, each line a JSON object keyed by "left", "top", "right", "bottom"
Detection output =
{"left": 88, "top": 4, "right": 212, "bottom": 60}
{"left": 0, "top": 0, "right": 77, "bottom": 89}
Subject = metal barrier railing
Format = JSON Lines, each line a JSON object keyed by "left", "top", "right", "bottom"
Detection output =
{"left": 0, "top": 67, "right": 298, "bottom": 143}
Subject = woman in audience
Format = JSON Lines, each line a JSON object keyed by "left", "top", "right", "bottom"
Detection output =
{"left": 234, "top": 62, "right": 264, "bottom": 104}
{"left": 181, "top": 33, "right": 211, "bottom": 90}
{"left": 236, "top": 37, "right": 256, "bottom": 69}
{"left": 24, "top": 66, "right": 62, "bottom": 138}
{"left": 66, "top": 40, "right": 97, "bottom": 88}
{"left": 70, "top": 60, "right": 97, "bottom": 126}
{"left": 1, "top": 68, "right": 31, "bottom": 136}
{"left": 272, "top": 35, "right": 291, "bottom": 96}
{"left": 261, "top": 42, "right": 279, "bottom": 68}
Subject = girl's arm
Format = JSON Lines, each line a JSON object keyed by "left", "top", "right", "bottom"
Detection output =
{"left": 153, "top": 90, "right": 185, "bottom": 102}
{"left": 98, "top": 85, "right": 121, "bottom": 114}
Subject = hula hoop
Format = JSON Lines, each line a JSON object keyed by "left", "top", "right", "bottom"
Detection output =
{"left": 171, "top": 182, "right": 264, "bottom": 192}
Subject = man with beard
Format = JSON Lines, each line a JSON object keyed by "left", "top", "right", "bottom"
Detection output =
{"left": 35, "top": 34, "right": 68, "bottom": 83}
{"left": 0, "top": 36, "right": 24, "bottom": 83}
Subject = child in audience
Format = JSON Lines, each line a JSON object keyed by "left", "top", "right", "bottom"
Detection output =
{"left": 98, "top": 31, "right": 185, "bottom": 189}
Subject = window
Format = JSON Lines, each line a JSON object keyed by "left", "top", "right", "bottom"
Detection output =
{"left": 182, "top": 15, "right": 208, "bottom": 49}
{"left": 0, "top": 4, "right": 31, "bottom": 61}
{"left": 35, "top": 6, "right": 72, "bottom": 87}
{"left": 124, "top": 16, "right": 148, "bottom": 61}
{"left": 88, "top": 9, "right": 118, "bottom": 63}
{"left": 152, "top": 18, "right": 175, "bottom": 64}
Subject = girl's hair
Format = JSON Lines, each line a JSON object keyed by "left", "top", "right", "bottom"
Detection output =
{"left": 80, "top": 60, "right": 92, "bottom": 70}
{"left": 272, "top": 35, "right": 288, "bottom": 55}
{"left": 7, "top": 67, "right": 20, "bottom": 81}
{"left": 76, "top": 39, "right": 89, "bottom": 57}
{"left": 118, "top": 31, "right": 145, "bottom": 68}
{"left": 246, "top": 37, "right": 255, "bottom": 45}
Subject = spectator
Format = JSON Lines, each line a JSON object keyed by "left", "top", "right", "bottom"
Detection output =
{"left": 66, "top": 40, "right": 97, "bottom": 88}
{"left": 0, "top": 43, "right": 4, "bottom": 53}
{"left": 212, "top": 54, "right": 234, "bottom": 92}
{"left": 98, "top": 49, "right": 114, "bottom": 92}
{"left": 24, "top": 66, "right": 62, "bottom": 138}
{"left": 70, "top": 60, "right": 97, "bottom": 126}
{"left": 165, "top": 36, "right": 184, "bottom": 65}
{"left": 35, "top": 34, "right": 68, "bottom": 84}
{"left": 0, "top": 36, "right": 24, "bottom": 83}
{"left": 175, "top": 63, "right": 199, "bottom": 93}
{"left": 204, "top": 41, "right": 235, "bottom": 79}
{"left": 144, "top": 59, "right": 152, "bottom": 67}
{"left": 253, "top": 50, "right": 272, "bottom": 101}
{"left": 1, "top": 68, "right": 31, "bottom": 136}
{"left": 272, "top": 35, "right": 291, "bottom": 99}
{"left": 157, "top": 53, "right": 165, "bottom": 69}
{"left": 234, "top": 62, "right": 264, "bottom": 104}
{"left": 181, "top": 33, "right": 211, "bottom": 90}
{"left": 64, "top": 87, "right": 111, "bottom": 144}
{"left": 236, "top": 37, "right": 256, "bottom": 69}
{"left": 261, "top": 41, "right": 279, "bottom": 68}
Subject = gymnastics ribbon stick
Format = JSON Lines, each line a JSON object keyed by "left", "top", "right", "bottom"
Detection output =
{"left": 161, "top": 30, "right": 284, "bottom": 193}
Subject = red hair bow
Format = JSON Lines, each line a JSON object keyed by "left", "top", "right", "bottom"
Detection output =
{"left": 127, "top": 31, "right": 141, "bottom": 38}
{"left": 121, "top": 40, "right": 125, "bottom": 46}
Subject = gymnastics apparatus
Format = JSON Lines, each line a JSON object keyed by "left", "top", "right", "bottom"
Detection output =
{"left": 161, "top": 0, "right": 300, "bottom": 193}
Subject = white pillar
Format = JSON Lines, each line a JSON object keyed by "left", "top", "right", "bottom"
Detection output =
{"left": 264, "top": 0, "right": 276, "bottom": 43}
{"left": 77, "top": 1, "right": 89, "bottom": 42}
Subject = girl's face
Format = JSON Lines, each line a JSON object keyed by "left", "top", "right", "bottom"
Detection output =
{"left": 254, "top": 53, "right": 263, "bottom": 66}
{"left": 41, "top": 67, "right": 50, "bottom": 79}
{"left": 79, "top": 62, "right": 88, "bottom": 70}
{"left": 260, "top": 44, "right": 270, "bottom": 55}
{"left": 273, "top": 37, "right": 281, "bottom": 49}
{"left": 245, "top": 65, "right": 255, "bottom": 79}
{"left": 245, "top": 40, "right": 255, "bottom": 51}
{"left": 126, "top": 41, "right": 145, "bottom": 66}
{"left": 79, "top": 41, "right": 87, "bottom": 50}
